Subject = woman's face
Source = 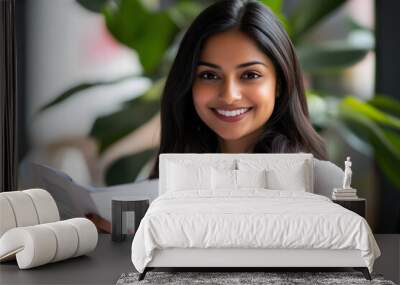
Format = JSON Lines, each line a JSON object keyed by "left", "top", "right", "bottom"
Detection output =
{"left": 192, "top": 29, "right": 277, "bottom": 151}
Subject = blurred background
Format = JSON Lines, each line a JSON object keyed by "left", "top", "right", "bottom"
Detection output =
{"left": 14, "top": 0, "right": 400, "bottom": 233}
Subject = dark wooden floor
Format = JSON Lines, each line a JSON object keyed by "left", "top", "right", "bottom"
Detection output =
{"left": 0, "top": 234, "right": 398, "bottom": 284}
{"left": 373, "top": 234, "right": 400, "bottom": 284}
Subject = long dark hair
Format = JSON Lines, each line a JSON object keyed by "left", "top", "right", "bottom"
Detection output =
{"left": 148, "top": 0, "right": 327, "bottom": 179}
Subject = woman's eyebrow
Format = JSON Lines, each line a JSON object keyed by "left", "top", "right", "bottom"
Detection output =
{"left": 197, "top": 60, "right": 268, "bottom": 69}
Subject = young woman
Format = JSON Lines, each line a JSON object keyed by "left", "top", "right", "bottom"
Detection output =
{"left": 148, "top": 0, "right": 327, "bottom": 179}
{"left": 87, "top": 0, "right": 330, "bottom": 232}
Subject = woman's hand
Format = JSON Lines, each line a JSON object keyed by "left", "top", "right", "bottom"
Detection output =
{"left": 85, "top": 213, "right": 112, "bottom": 233}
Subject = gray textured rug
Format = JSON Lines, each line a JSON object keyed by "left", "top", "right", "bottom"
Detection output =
{"left": 116, "top": 271, "right": 396, "bottom": 285}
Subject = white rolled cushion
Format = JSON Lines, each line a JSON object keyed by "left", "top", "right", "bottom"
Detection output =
{"left": 23, "top": 189, "right": 59, "bottom": 224}
{"left": 166, "top": 162, "right": 212, "bottom": 191}
{"left": 0, "top": 191, "right": 39, "bottom": 227}
{"left": 0, "top": 226, "right": 57, "bottom": 269}
{"left": 0, "top": 218, "right": 97, "bottom": 269}
{"left": 0, "top": 196, "right": 17, "bottom": 237}
{"left": 212, "top": 168, "right": 236, "bottom": 190}
{"left": 42, "top": 221, "right": 79, "bottom": 262}
{"left": 236, "top": 169, "right": 268, "bottom": 189}
{"left": 0, "top": 189, "right": 60, "bottom": 238}
{"left": 65, "top": 218, "right": 98, "bottom": 257}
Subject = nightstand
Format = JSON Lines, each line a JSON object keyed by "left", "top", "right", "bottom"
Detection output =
{"left": 112, "top": 196, "right": 150, "bottom": 242}
{"left": 332, "top": 198, "right": 366, "bottom": 218}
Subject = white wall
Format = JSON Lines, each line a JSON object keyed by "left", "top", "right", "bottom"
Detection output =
{"left": 24, "top": 0, "right": 151, "bottom": 185}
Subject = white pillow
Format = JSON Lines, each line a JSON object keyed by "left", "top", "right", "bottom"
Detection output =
{"left": 211, "top": 169, "right": 268, "bottom": 190}
{"left": 166, "top": 162, "right": 212, "bottom": 191}
{"left": 236, "top": 169, "right": 268, "bottom": 189}
{"left": 238, "top": 158, "right": 311, "bottom": 192}
{"left": 266, "top": 161, "right": 307, "bottom": 191}
{"left": 212, "top": 168, "right": 236, "bottom": 190}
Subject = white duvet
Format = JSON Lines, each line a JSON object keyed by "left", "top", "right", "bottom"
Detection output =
{"left": 131, "top": 190, "right": 380, "bottom": 273}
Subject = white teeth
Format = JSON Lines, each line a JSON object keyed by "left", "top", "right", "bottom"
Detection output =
{"left": 215, "top": 108, "right": 250, "bottom": 117}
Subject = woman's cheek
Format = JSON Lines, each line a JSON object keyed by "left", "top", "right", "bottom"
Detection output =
{"left": 192, "top": 83, "right": 217, "bottom": 109}
{"left": 247, "top": 84, "right": 275, "bottom": 123}
{"left": 252, "top": 81, "right": 276, "bottom": 105}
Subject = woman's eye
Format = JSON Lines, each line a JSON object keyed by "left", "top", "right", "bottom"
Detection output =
{"left": 241, "top": 72, "right": 261, "bottom": 80}
{"left": 198, "top": 72, "right": 219, "bottom": 80}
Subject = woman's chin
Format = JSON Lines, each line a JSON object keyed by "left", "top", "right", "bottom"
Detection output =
{"left": 215, "top": 131, "right": 247, "bottom": 142}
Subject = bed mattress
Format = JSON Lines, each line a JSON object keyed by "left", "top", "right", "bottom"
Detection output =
{"left": 131, "top": 189, "right": 380, "bottom": 273}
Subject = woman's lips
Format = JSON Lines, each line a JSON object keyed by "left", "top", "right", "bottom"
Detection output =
{"left": 211, "top": 107, "right": 253, "bottom": 122}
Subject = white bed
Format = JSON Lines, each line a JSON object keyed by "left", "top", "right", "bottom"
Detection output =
{"left": 131, "top": 154, "right": 381, "bottom": 280}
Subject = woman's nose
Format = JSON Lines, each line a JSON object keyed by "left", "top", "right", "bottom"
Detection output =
{"left": 219, "top": 78, "right": 242, "bottom": 104}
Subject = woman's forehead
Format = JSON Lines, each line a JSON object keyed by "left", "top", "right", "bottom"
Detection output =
{"left": 198, "top": 29, "right": 272, "bottom": 68}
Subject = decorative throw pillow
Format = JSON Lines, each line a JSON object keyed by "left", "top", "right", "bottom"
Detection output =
{"left": 166, "top": 162, "right": 212, "bottom": 191}
{"left": 236, "top": 169, "right": 268, "bottom": 189}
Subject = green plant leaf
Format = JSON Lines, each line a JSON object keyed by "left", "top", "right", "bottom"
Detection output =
{"left": 90, "top": 79, "right": 164, "bottom": 152}
{"left": 368, "top": 95, "right": 400, "bottom": 118}
{"left": 258, "top": 0, "right": 290, "bottom": 33}
{"left": 288, "top": 0, "right": 346, "bottom": 43}
{"left": 297, "top": 40, "right": 372, "bottom": 73}
{"left": 106, "top": 148, "right": 156, "bottom": 185}
{"left": 375, "top": 129, "right": 400, "bottom": 191}
{"left": 307, "top": 93, "right": 400, "bottom": 191}
{"left": 375, "top": 147, "right": 400, "bottom": 191}
{"left": 76, "top": 0, "right": 108, "bottom": 13}
{"left": 333, "top": 121, "right": 373, "bottom": 156}
{"left": 339, "top": 101, "right": 400, "bottom": 159}
{"left": 347, "top": 17, "right": 372, "bottom": 33}
{"left": 37, "top": 74, "right": 135, "bottom": 113}
{"left": 382, "top": 129, "right": 400, "bottom": 154}
{"left": 103, "top": 0, "right": 178, "bottom": 74}
{"left": 338, "top": 102, "right": 400, "bottom": 190}
{"left": 167, "top": 1, "right": 204, "bottom": 29}
{"left": 90, "top": 98, "right": 159, "bottom": 153}
{"left": 258, "top": 0, "right": 283, "bottom": 13}
{"left": 342, "top": 97, "right": 400, "bottom": 130}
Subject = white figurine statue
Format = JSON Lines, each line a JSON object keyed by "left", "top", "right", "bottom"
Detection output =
{"left": 342, "top": 156, "right": 353, "bottom": 189}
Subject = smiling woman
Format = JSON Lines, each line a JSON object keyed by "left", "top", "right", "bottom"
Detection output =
{"left": 148, "top": 0, "right": 327, "bottom": 179}
{"left": 193, "top": 29, "right": 277, "bottom": 154}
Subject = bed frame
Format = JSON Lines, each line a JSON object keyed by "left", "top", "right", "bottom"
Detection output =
{"left": 138, "top": 248, "right": 371, "bottom": 280}
{"left": 137, "top": 154, "right": 373, "bottom": 281}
